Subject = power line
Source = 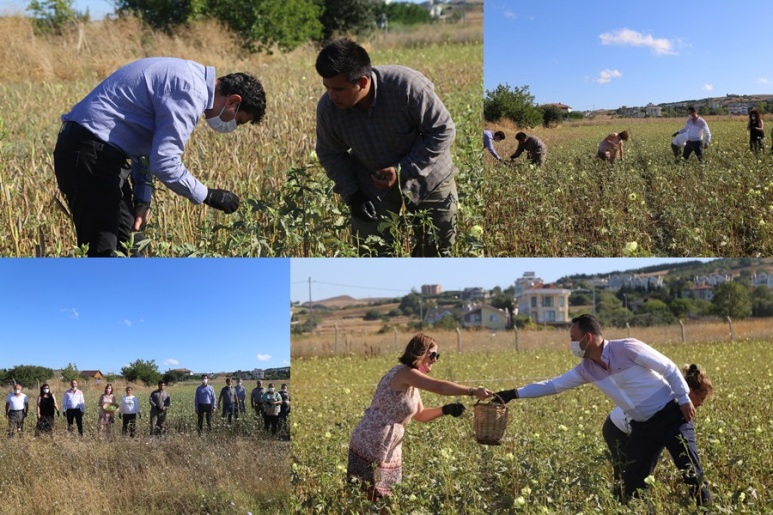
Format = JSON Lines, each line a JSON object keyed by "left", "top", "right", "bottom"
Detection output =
{"left": 291, "top": 279, "right": 412, "bottom": 294}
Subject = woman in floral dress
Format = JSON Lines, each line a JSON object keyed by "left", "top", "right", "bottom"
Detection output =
{"left": 347, "top": 333, "right": 493, "bottom": 499}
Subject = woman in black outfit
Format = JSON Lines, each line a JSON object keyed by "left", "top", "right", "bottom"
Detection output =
{"left": 36, "top": 383, "right": 60, "bottom": 436}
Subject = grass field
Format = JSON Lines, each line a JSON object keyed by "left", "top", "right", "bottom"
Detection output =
{"left": 1, "top": 379, "right": 290, "bottom": 514}
{"left": 0, "top": 16, "right": 483, "bottom": 257}
{"left": 483, "top": 116, "right": 773, "bottom": 257}
{"left": 290, "top": 338, "right": 771, "bottom": 514}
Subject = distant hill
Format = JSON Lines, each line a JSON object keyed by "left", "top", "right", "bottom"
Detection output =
{"left": 301, "top": 295, "right": 394, "bottom": 309}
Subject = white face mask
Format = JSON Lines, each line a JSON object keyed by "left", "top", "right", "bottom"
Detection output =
{"left": 43, "top": 388, "right": 49, "bottom": 393}
{"left": 570, "top": 336, "right": 586, "bottom": 359}
{"left": 15, "top": 389, "right": 21, "bottom": 394}
{"left": 268, "top": 388, "right": 275, "bottom": 393}
{"left": 206, "top": 103, "right": 239, "bottom": 133}
{"left": 202, "top": 379, "right": 208, "bottom": 385}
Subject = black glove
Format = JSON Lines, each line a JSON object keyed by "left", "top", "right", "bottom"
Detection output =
{"left": 672, "top": 132, "right": 679, "bottom": 138}
{"left": 348, "top": 191, "right": 377, "bottom": 222}
{"left": 56, "top": 410, "right": 60, "bottom": 417}
{"left": 118, "top": 413, "right": 122, "bottom": 420}
{"left": 441, "top": 402, "right": 465, "bottom": 417}
{"left": 138, "top": 413, "right": 142, "bottom": 419}
{"left": 494, "top": 389, "right": 519, "bottom": 404}
{"left": 204, "top": 188, "right": 240, "bottom": 214}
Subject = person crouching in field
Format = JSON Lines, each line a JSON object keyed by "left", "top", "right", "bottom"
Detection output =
{"left": 510, "top": 132, "right": 546, "bottom": 167}
{"left": 484, "top": 130, "right": 506, "bottom": 161}
{"left": 347, "top": 334, "right": 493, "bottom": 501}
{"left": 673, "top": 106, "right": 711, "bottom": 162}
{"left": 54, "top": 57, "right": 267, "bottom": 257}
{"left": 671, "top": 131, "right": 688, "bottom": 161}
{"left": 314, "top": 39, "right": 459, "bottom": 257}
{"left": 597, "top": 130, "right": 629, "bottom": 162}
{"left": 748, "top": 108, "right": 765, "bottom": 153}
{"left": 36, "top": 383, "right": 59, "bottom": 437}
{"left": 603, "top": 364, "right": 714, "bottom": 502}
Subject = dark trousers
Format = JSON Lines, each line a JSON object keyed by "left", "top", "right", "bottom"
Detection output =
{"left": 221, "top": 403, "right": 236, "bottom": 424}
{"left": 149, "top": 408, "right": 167, "bottom": 435}
{"left": 750, "top": 137, "right": 764, "bottom": 153}
{"left": 53, "top": 121, "right": 143, "bottom": 257}
{"left": 7, "top": 410, "right": 24, "bottom": 437}
{"left": 602, "top": 415, "right": 628, "bottom": 501}
{"left": 122, "top": 413, "right": 137, "bottom": 437}
{"left": 626, "top": 401, "right": 711, "bottom": 507}
{"left": 671, "top": 143, "right": 682, "bottom": 159}
{"left": 197, "top": 404, "right": 213, "bottom": 434}
{"left": 36, "top": 415, "right": 55, "bottom": 435}
{"left": 66, "top": 408, "right": 83, "bottom": 435}
{"left": 682, "top": 140, "right": 704, "bottom": 162}
{"left": 264, "top": 414, "right": 279, "bottom": 434}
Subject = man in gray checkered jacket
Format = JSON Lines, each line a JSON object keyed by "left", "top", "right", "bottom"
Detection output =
{"left": 315, "top": 39, "right": 458, "bottom": 257}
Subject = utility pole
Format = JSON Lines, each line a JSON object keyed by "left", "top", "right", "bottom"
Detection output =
{"left": 308, "top": 277, "right": 313, "bottom": 326}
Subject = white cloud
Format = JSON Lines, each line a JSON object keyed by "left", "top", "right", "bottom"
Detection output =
{"left": 282, "top": 360, "right": 291, "bottom": 366}
{"left": 121, "top": 319, "right": 132, "bottom": 327}
{"left": 164, "top": 358, "right": 179, "bottom": 366}
{"left": 503, "top": 9, "right": 516, "bottom": 19}
{"left": 139, "top": 318, "right": 145, "bottom": 323}
{"left": 256, "top": 354, "right": 272, "bottom": 361}
{"left": 702, "top": 84, "right": 713, "bottom": 91}
{"left": 60, "top": 308, "right": 79, "bottom": 320}
{"left": 599, "top": 28, "right": 677, "bottom": 56}
{"left": 757, "top": 77, "right": 770, "bottom": 84}
{"left": 594, "top": 69, "right": 622, "bottom": 84}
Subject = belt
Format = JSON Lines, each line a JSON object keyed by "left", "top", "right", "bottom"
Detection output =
{"left": 9, "top": 409, "right": 24, "bottom": 413}
{"left": 59, "top": 121, "right": 129, "bottom": 160}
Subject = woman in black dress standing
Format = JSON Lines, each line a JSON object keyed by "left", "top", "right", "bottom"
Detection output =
{"left": 36, "top": 383, "right": 59, "bottom": 436}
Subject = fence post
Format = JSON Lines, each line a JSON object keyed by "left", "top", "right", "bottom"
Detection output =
{"left": 514, "top": 325, "right": 520, "bottom": 352}
{"left": 334, "top": 323, "right": 339, "bottom": 355}
{"left": 727, "top": 316, "right": 734, "bottom": 341}
{"left": 626, "top": 322, "right": 630, "bottom": 338}
{"left": 393, "top": 327, "right": 398, "bottom": 351}
{"left": 678, "top": 319, "right": 686, "bottom": 343}
{"left": 456, "top": 328, "right": 462, "bottom": 353}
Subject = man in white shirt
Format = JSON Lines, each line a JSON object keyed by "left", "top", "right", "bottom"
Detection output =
{"left": 62, "top": 379, "right": 86, "bottom": 436}
{"left": 673, "top": 106, "right": 711, "bottom": 162}
{"left": 495, "top": 314, "right": 711, "bottom": 507}
{"left": 118, "top": 386, "right": 141, "bottom": 438}
{"left": 5, "top": 384, "right": 29, "bottom": 437}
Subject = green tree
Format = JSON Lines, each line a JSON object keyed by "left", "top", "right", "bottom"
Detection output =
{"left": 380, "top": 2, "right": 430, "bottom": 25}
{"left": 211, "top": 0, "right": 323, "bottom": 53}
{"left": 433, "top": 314, "right": 459, "bottom": 330}
{"left": 483, "top": 84, "right": 542, "bottom": 127}
{"left": 669, "top": 297, "right": 695, "bottom": 319}
{"left": 711, "top": 281, "right": 752, "bottom": 319}
{"left": 61, "top": 363, "right": 80, "bottom": 383}
{"left": 318, "top": 0, "right": 379, "bottom": 41}
{"left": 541, "top": 104, "right": 566, "bottom": 127}
{"left": 363, "top": 309, "right": 383, "bottom": 321}
{"left": 115, "top": 0, "right": 207, "bottom": 30}
{"left": 399, "top": 290, "right": 423, "bottom": 317}
{"left": 6, "top": 365, "right": 54, "bottom": 389}
{"left": 162, "top": 368, "right": 189, "bottom": 385}
{"left": 27, "top": 0, "right": 79, "bottom": 34}
{"left": 750, "top": 286, "right": 773, "bottom": 317}
{"left": 121, "top": 359, "right": 162, "bottom": 386}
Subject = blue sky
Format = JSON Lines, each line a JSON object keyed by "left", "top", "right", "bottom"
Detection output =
{"left": 485, "top": 0, "right": 773, "bottom": 111}
{"left": 290, "top": 258, "right": 716, "bottom": 303}
{"left": 0, "top": 259, "right": 290, "bottom": 374}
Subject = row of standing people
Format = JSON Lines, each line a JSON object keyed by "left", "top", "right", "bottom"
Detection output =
{"left": 5, "top": 376, "right": 289, "bottom": 438}
{"left": 485, "top": 105, "right": 771, "bottom": 165}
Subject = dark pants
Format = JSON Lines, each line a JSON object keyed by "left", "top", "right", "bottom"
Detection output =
{"left": 264, "top": 414, "right": 279, "bottom": 434}
{"left": 66, "top": 408, "right": 83, "bottom": 435}
{"left": 602, "top": 415, "right": 628, "bottom": 501}
{"left": 53, "top": 121, "right": 144, "bottom": 257}
{"left": 122, "top": 414, "right": 137, "bottom": 437}
{"left": 750, "top": 137, "right": 764, "bottom": 153}
{"left": 237, "top": 400, "right": 246, "bottom": 418}
{"left": 7, "top": 410, "right": 24, "bottom": 437}
{"left": 682, "top": 140, "right": 704, "bottom": 162}
{"left": 221, "top": 403, "right": 236, "bottom": 424}
{"left": 36, "top": 415, "right": 55, "bottom": 435}
{"left": 671, "top": 143, "right": 683, "bottom": 159}
{"left": 625, "top": 401, "right": 711, "bottom": 507}
{"left": 197, "top": 404, "right": 213, "bottom": 434}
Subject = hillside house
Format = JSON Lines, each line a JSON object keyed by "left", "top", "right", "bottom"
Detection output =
{"left": 752, "top": 271, "right": 773, "bottom": 288}
{"left": 421, "top": 284, "right": 443, "bottom": 296}
{"left": 681, "top": 284, "right": 715, "bottom": 301}
{"left": 517, "top": 286, "right": 571, "bottom": 324}
{"left": 645, "top": 103, "right": 662, "bottom": 117}
{"left": 80, "top": 370, "right": 104, "bottom": 383}
{"left": 461, "top": 304, "right": 510, "bottom": 330}
{"left": 424, "top": 307, "right": 455, "bottom": 324}
{"left": 545, "top": 102, "right": 573, "bottom": 113}
{"left": 515, "top": 272, "right": 543, "bottom": 295}
{"left": 461, "top": 287, "right": 489, "bottom": 302}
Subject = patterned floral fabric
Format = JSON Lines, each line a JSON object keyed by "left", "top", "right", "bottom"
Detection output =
{"left": 347, "top": 365, "right": 420, "bottom": 496}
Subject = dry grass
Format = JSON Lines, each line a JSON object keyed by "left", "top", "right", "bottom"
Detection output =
{"left": 1, "top": 379, "right": 290, "bottom": 514}
{"left": 291, "top": 317, "right": 773, "bottom": 358}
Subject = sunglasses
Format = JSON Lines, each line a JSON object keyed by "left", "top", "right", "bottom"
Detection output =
{"left": 427, "top": 351, "right": 440, "bottom": 361}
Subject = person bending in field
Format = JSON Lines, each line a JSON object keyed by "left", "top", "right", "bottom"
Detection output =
{"left": 673, "top": 106, "right": 711, "bottom": 163}
{"left": 748, "top": 108, "right": 765, "bottom": 153}
{"left": 510, "top": 132, "right": 546, "bottom": 167}
{"left": 315, "top": 39, "right": 459, "bottom": 257}
{"left": 495, "top": 314, "right": 711, "bottom": 508}
{"left": 54, "top": 58, "right": 266, "bottom": 256}
{"left": 347, "top": 334, "right": 493, "bottom": 501}
{"left": 483, "top": 130, "right": 506, "bottom": 161}
{"left": 671, "top": 130, "right": 688, "bottom": 160}
{"left": 603, "top": 363, "right": 714, "bottom": 502}
{"left": 597, "top": 130, "right": 629, "bottom": 162}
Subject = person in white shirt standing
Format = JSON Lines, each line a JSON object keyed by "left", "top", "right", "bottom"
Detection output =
{"left": 118, "top": 386, "right": 141, "bottom": 438}
{"left": 5, "top": 384, "right": 29, "bottom": 437}
{"left": 673, "top": 106, "right": 711, "bottom": 162}
{"left": 495, "top": 314, "right": 711, "bottom": 508}
{"left": 62, "top": 379, "right": 86, "bottom": 436}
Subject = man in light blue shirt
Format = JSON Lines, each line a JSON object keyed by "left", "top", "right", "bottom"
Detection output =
{"left": 194, "top": 374, "right": 216, "bottom": 434}
{"left": 54, "top": 57, "right": 267, "bottom": 256}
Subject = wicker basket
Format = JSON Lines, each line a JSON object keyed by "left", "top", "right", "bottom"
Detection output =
{"left": 473, "top": 394, "right": 509, "bottom": 445}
